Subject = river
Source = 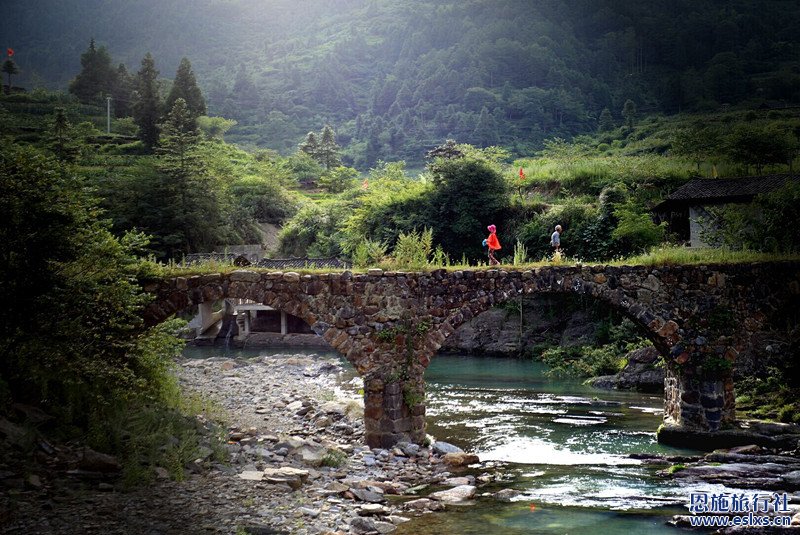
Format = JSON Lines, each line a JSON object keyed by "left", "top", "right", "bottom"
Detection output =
{"left": 184, "top": 346, "right": 737, "bottom": 533}
{"left": 395, "top": 354, "right": 704, "bottom": 534}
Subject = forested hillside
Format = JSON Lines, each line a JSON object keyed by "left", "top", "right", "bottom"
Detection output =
{"left": 4, "top": 0, "right": 800, "bottom": 166}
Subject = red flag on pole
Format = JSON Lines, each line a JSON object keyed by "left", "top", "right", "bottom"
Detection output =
{"left": 519, "top": 167, "right": 525, "bottom": 180}
{"left": 7, "top": 48, "right": 14, "bottom": 57}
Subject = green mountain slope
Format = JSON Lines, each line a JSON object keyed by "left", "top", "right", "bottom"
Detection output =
{"left": 3, "top": 0, "right": 800, "bottom": 166}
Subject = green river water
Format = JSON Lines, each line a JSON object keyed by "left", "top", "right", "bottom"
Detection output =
{"left": 186, "top": 347, "right": 739, "bottom": 534}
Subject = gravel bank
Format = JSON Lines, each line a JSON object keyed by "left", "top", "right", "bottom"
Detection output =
{"left": 1, "top": 352, "right": 498, "bottom": 534}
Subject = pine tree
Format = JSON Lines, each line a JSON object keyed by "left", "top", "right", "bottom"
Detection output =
{"left": 165, "top": 57, "right": 206, "bottom": 124}
{"left": 69, "top": 39, "right": 117, "bottom": 103}
{"left": 317, "top": 124, "right": 341, "bottom": 170}
{"left": 111, "top": 63, "right": 134, "bottom": 118}
{"left": 299, "top": 131, "right": 320, "bottom": 159}
{"left": 48, "top": 108, "right": 80, "bottom": 161}
{"left": 2, "top": 59, "right": 19, "bottom": 94}
{"left": 473, "top": 106, "right": 499, "bottom": 147}
{"left": 598, "top": 107, "right": 615, "bottom": 131}
{"left": 158, "top": 98, "right": 200, "bottom": 169}
{"left": 622, "top": 99, "right": 637, "bottom": 128}
{"left": 132, "top": 53, "right": 161, "bottom": 149}
{"left": 154, "top": 98, "right": 224, "bottom": 257}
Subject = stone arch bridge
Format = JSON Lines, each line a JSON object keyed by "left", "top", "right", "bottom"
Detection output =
{"left": 143, "top": 263, "right": 800, "bottom": 448}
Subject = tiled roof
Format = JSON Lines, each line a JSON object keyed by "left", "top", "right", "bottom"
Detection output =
{"left": 256, "top": 257, "right": 352, "bottom": 269}
{"left": 666, "top": 174, "right": 795, "bottom": 202}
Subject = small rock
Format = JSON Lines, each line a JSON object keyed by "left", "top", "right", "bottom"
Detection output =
{"left": 443, "top": 476, "right": 472, "bottom": 486}
{"left": 442, "top": 452, "right": 480, "bottom": 467}
{"left": 493, "top": 488, "right": 519, "bottom": 502}
{"left": 429, "top": 485, "right": 476, "bottom": 503}
{"left": 358, "top": 504, "right": 389, "bottom": 516}
{"left": 350, "top": 488, "right": 387, "bottom": 503}
{"left": 98, "top": 482, "right": 114, "bottom": 492}
{"left": 239, "top": 471, "right": 264, "bottom": 481}
{"left": 299, "top": 507, "right": 320, "bottom": 518}
{"left": 154, "top": 467, "right": 170, "bottom": 479}
{"left": 432, "top": 441, "right": 463, "bottom": 455}
{"left": 396, "top": 442, "right": 420, "bottom": 457}
{"left": 388, "top": 515, "right": 411, "bottom": 525}
{"left": 350, "top": 517, "right": 378, "bottom": 534}
{"left": 791, "top": 512, "right": 800, "bottom": 526}
{"left": 26, "top": 474, "right": 43, "bottom": 489}
{"left": 294, "top": 444, "right": 327, "bottom": 466}
{"left": 79, "top": 448, "right": 121, "bottom": 473}
{"left": 374, "top": 521, "right": 396, "bottom": 534}
{"left": 404, "top": 498, "right": 444, "bottom": 511}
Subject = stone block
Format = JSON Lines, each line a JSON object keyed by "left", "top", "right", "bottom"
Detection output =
{"left": 230, "top": 270, "right": 260, "bottom": 282}
{"left": 384, "top": 382, "right": 401, "bottom": 395}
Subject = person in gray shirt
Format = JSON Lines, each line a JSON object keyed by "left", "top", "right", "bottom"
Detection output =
{"left": 550, "top": 225, "right": 562, "bottom": 252}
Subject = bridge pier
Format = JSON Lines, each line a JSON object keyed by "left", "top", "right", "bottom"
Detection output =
{"left": 663, "top": 364, "right": 735, "bottom": 431}
{"left": 658, "top": 353, "right": 737, "bottom": 448}
{"left": 363, "top": 375, "right": 426, "bottom": 448}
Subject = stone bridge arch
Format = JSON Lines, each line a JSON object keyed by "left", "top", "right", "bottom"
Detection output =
{"left": 144, "top": 262, "right": 800, "bottom": 449}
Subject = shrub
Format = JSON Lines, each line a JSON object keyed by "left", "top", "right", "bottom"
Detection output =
{"left": 352, "top": 239, "right": 388, "bottom": 267}
{"left": 392, "top": 228, "right": 433, "bottom": 268}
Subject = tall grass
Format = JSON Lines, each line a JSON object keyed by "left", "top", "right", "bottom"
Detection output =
{"left": 613, "top": 246, "right": 800, "bottom": 266}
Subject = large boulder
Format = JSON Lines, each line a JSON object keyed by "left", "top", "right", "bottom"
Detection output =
{"left": 588, "top": 346, "right": 664, "bottom": 393}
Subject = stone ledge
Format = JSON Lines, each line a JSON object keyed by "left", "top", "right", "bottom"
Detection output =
{"left": 657, "top": 425, "right": 800, "bottom": 451}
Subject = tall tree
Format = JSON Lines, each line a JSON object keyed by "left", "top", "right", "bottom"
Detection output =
{"left": 622, "top": 99, "right": 637, "bottom": 128}
{"left": 473, "top": 106, "right": 499, "bottom": 147}
{"left": 598, "top": 107, "right": 615, "bottom": 131}
{"left": 48, "top": 107, "right": 79, "bottom": 161}
{"left": 111, "top": 63, "right": 134, "bottom": 117}
{"left": 427, "top": 157, "right": 509, "bottom": 260}
{"left": 299, "top": 131, "right": 320, "bottom": 159}
{"left": 165, "top": 57, "right": 206, "bottom": 124}
{"left": 150, "top": 98, "right": 227, "bottom": 257}
{"left": 132, "top": 53, "right": 161, "bottom": 149}
{"left": 69, "top": 39, "right": 117, "bottom": 103}
{"left": 2, "top": 59, "right": 19, "bottom": 94}
{"left": 317, "top": 125, "right": 341, "bottom": 170}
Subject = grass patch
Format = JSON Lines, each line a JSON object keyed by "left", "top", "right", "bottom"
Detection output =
{"left": 667, "top": 463, "right": 685, "bottom": 474}
{"left": 89, "top": 390, "right": 229, "bottom": 488}
{"left": 320, "top": 448, "right": 348, "bottom": 468}
{"left": 141, "top": 245, "right": 799, "bottom": 280}
{"left": 611, "top": 246, "right": 800, "bottom": 267}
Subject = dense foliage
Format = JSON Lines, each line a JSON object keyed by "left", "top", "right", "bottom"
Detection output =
{"left": 4, "top": 0, "right": 800, "bottom": 165}
{"left": 0, "top": 143, "right": 183, "bottom": 429}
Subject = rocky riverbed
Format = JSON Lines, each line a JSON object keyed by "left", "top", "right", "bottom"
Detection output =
{"left": 4, "top": 351, "right": 800, "bottom": 534}
{"left": 1, "top": 352, "right": 504, "bottom": 535}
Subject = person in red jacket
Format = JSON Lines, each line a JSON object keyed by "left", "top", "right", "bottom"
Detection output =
{"left": 486, "top": 224, "right": 501, "bottom": 265}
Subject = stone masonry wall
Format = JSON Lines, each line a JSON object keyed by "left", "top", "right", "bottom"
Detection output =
{"left": 143, "top": 262, "right": 800, "bottom": 447}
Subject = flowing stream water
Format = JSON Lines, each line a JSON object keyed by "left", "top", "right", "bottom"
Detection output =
{"left": 185, "top": 346, "right": 735, "bottom": 534}
{"left": 394, "top": 354, "right": 705, "bottom": 534}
